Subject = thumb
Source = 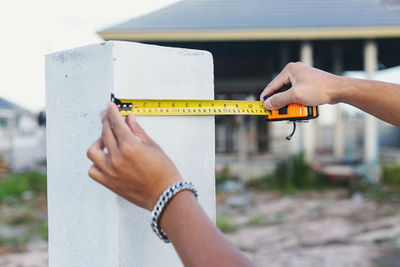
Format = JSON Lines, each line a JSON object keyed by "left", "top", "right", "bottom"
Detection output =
{"left": 126, "top": 114, "right": 155, "bottom": 145}
{"left": 264, "top": 89, "right": 295, "bottom": 110}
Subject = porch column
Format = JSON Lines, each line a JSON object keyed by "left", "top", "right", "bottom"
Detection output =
{"left": 277, "top": 44, "right": 291, "bottom": 156}
{"left": 237, "top": 115, "right": 248, "bottom": 181}
{"left": 300, "top": 41, "right": 315, "bottom": 161}
{"left": 333, "top": 45, "right": 345, "bottom": 160}
{"left": 363, "top": 39, "right": 379, "bottom": 181}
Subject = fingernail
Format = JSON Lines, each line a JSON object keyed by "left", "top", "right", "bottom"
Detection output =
{"left": 264, "top": 98, "right": 272, "bottom": 109}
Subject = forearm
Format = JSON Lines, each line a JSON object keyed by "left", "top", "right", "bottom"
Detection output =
{"left": 336, "top": 77, "right": 400, "bottom": 127}
{"left": 160, "top": 191, "right": 254, "bottom": 267}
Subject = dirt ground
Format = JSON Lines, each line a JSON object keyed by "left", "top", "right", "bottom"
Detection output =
{"left": 0, "top": 241, "right": 47, "bottom": 267}
{"left": 218, "top": 190, "right": 400, "bottom": 267}
{"left": 2, "top": 189, "right": 400, "bottom": 266}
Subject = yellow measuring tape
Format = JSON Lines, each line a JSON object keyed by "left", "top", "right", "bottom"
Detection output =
{"left": 111, "top": 94, "right": 271, "bottom": 116}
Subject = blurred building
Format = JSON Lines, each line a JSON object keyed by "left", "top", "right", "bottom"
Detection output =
{"left": 98, "top": 0, "right": 400, "bottom": 178}
{"left": 0, "top": 98, "right": 46, "bottom": 172}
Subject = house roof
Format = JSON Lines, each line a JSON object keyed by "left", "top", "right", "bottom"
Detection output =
{"left": 99, "top": 0, "right": 400, "bottom": 41}
{"left": 0, "top": 98, "right": 28, "bottom": 112}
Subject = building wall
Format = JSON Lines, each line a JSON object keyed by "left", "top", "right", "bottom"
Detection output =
{"left": 0, "top": 111, "right": 46, "bottom": 171}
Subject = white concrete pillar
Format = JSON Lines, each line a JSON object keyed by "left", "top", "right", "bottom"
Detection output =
{"left": 363, "top": 40, "right": 379, "bottom": 170}
{"left": 333, "top": 46, "right": 345, "bottom": 160}
{"left": 46, "top": 41, "right": 216, "bottom": 267}
{"left": 300, "top": 41, "right": 315, "bottom": 161}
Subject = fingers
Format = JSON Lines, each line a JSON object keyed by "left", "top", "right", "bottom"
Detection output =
{"left": 107, "top": 102, "right": 135, "bottom": 143}
{"left": 87, "top": 138, "right": 112, "bottom": 173}
{"left": 102, "top": 113, "right": 119, "bottom": 156}
{"left": 264, "top": 89, "right": 296, "bottom": 110}
{"left": 87, "top": 138, "right": 105, "bottom": 158}
{"left": 260, "top": 65, "right": 292, "bottom": 101}
{"left": 88, "top": 164, "right": 108, "bottom": 186}
{"left": 126, "top": 114, "right": 155, "bottom": 145}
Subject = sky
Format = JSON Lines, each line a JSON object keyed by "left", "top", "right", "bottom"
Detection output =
{"left": 0, "top": 0, "right": 180, "bottom": 112}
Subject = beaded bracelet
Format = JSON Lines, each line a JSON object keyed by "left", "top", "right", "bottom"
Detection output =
{"left": 151, "top": 181, "right": 198, "bottom": 243}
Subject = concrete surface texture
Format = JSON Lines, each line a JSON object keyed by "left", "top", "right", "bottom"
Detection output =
{"left": 45, "top": 41, "right": 215, "bottom": 266}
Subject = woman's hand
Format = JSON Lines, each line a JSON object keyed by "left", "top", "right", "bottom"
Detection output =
{"left": 86, "top": 102, "right": 182, "bottom": 211}
{"left": 260, "top": 62, "right": 343, "bottom": 109}
{"left": 260, "top": 62, "right": 400, "bottom": 126}
{"left": 87, "top": 103, "right": 254, "bottom": 267}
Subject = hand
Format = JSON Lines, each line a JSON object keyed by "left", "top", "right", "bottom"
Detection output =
{"left": 86, "top": 103, "right": 182, "bottom": 211}
{"left": 260, "top": 62, "right": 342, "bottom": 109}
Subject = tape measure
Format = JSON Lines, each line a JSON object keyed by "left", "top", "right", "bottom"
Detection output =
{"left": 111, "top": 94, "right": 270, "bottom": 117}
{"left": 111, "top": 91, "right": 319, "bottom": 140}
{"left": 111, "top": 94, "right": 318, "bottom": 121}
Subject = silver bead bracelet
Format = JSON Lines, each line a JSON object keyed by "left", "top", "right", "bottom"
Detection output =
{"left": 151, "top": 180, "right": 198, "bottom": 243}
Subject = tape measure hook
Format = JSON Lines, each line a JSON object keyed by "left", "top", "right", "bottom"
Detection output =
{"left": 111, "top": 94, "right": 133, "bottom": 111}
{"left": 111, "top": 94, "right": 121, "bottom": 106}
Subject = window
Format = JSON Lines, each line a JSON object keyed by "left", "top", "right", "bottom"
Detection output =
{"left": 0, "top": 118, "right": 7, "bottom": 128}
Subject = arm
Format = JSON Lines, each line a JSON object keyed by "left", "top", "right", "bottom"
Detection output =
{"left": 260, "top": 62, "right": 400, "bottom": 127}
{"left": 339, "top": 78, "right": 400, "bottom": 127}
{"left": 86, "top": 103, "right": 253, "bottom": 267}
{"left": 160, "top": 191, "right": 252, "bottom": 267}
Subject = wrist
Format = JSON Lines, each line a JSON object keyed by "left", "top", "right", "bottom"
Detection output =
{"left": 147, "top": 177, "right": 183, "bottom": 211}
{"left": 150, "top": 181, "right": 198, "bottom": 242}
{"left": 159, "top": 190, "right": 197, "bottom": 230}
{"left": 329, "top": 75, "right": 353, "bottom": 104}
{"left": 333, "top": 76, "right": 363, "bottom": 105}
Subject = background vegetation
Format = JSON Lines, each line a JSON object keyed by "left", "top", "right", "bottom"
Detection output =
{"left": 245, "top": 154, "right": 332, "bottom": 193}
{"left": 0, "top": 172, "right": 47, "bottom": 252}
